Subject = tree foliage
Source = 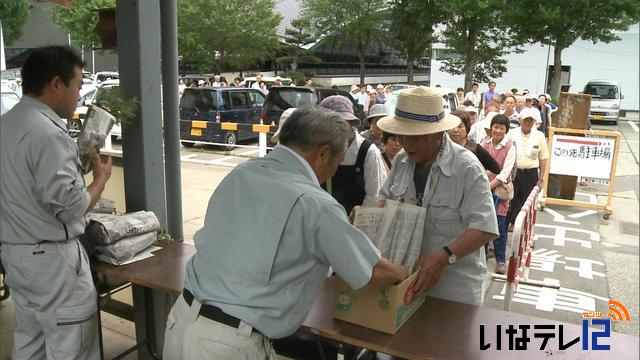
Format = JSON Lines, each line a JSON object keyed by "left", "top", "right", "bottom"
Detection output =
{"left": 178, "top": 0, "right": 281, "bottom": 73}
{"left": 438, "top": 0, "right": 522, "bottom": 91}
{"left": 0, "top": 0, "right": 30, "bottom": 46}
{"left": 506, "top": 0, "right": 640, "bottom": 99}
{"left": 301, "top": 0, "right": 385, "bottom": 85}
{"left": 388, "top": 0, "right": 444, "bottom": 83}
{"left": 50, "top": 0, "right": 114, "bottom": 48}
{"left": 276, "top": 18, "right": 321, "bottom": 72}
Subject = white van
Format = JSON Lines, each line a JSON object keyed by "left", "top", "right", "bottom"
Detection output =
{"left": 385, "top": 86, "right": 459, "bottom": 116}
{"left": 242, "top": 76, "right": 293, "bottom": 89}
{"left": 583, "top": 80, "right": 623, "bottom": 124}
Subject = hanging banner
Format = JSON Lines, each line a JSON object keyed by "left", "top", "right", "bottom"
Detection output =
{"left": 549, "top": 135, "right": 615, "bottom": 179}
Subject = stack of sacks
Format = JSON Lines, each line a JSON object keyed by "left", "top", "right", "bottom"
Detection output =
{"left": 84, "top": 210, "right": 160, "bottom": 265}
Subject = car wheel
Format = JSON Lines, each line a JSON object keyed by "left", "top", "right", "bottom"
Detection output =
{"left": 67, "top": 119, "right": 82, "bottom": 138}
{"left": 181, "top": 141, "right": 195, "bottom": 147}
{"left": 223, "top": 131, "right": 237, "bottom": 151}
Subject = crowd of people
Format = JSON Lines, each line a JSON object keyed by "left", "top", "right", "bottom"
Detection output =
{"left": 1, "top": 44, "right": 553, "bottom": 359}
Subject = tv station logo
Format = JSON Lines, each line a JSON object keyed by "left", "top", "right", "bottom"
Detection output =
{"left": 480, "top": 299, "right": 630, "bottom": 351}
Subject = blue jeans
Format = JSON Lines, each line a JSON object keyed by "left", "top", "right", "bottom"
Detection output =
{"left": 494, "top": 215, "right": 508, "bottom": 264}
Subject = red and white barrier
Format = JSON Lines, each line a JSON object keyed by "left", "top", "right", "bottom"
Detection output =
{"left": 496, "top": 186, "right": 560, "bottom": 311}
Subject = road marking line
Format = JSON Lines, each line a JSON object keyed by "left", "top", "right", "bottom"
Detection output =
{"left": 568, "top": 210, "right": 598, "bottom": 218}
{"left": 238, "top": 149, "right": 260, "bottom": 156}
{"left": 628, "top": 121, "right": 639, "bottom": 132}
{"left": 542, "top": 208, "right": 581, "bottom": 225}
{"left": 181, "top": 154, "right": 198, "bottom": 160}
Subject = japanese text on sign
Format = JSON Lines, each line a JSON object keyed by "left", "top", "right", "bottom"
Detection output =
{"left": 549, "top": 135, "right": 615, "bottom": 179}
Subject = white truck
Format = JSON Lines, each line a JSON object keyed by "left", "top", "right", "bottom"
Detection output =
{"left": 583, "top": 80, "right": 623, "bottom": 125}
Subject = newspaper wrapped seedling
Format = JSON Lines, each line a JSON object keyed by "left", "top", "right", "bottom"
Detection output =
{"left": 77, "top": 105, "right": 115, "bottom": 173}
{"left": 77, "top": 87, "right": 139, "bottom": 173}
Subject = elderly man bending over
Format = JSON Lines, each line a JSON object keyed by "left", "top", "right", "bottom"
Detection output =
{"left": 163, "top": 108, "right": 406, "bottom": 359}
{"left": 377, "top": 87, "right": 499, "bottom": 306}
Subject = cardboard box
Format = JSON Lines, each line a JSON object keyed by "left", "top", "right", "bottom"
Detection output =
{"left": 333, "top": 271, "right": 427, "bottom": 334}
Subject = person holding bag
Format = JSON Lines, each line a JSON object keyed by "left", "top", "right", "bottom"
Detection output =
{"left": 481, "top": 114, "right": 516, "bottom": 275}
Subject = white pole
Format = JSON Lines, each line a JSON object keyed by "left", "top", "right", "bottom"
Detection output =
{"left": 68, "top": 33, "right": 71, "bottom": 46}
{"left": 258, "top": 131, "right": 267, "bottom": 157}
{"left": 92, "top": 43, "right": 95, "bottom": 73}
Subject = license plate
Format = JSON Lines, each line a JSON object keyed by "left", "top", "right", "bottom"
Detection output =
{"left": 593, "top": 115, "right": 603, "bottom": 120}
{"left": 190, "top": 128, "right": 202, "bottom": 136}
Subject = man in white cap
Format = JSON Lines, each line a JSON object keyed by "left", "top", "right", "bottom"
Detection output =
{"left": 319, "top": 95, "right": 387, "bottom": 214}
{"left": 377, "top": 86, "right": 498, "bottom": 306}
{"left": 274, "top": 76, "right": 283, "bottom": 86}
{"left": 507, "top": 108, "right": 549, "bottom": 230}
{"left": 360, "top": 103, "right": 388, "bottom": 150}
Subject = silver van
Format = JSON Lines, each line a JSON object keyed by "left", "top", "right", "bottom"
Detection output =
{"left": 583, "top": 80, "right": 623, "bottom": 124}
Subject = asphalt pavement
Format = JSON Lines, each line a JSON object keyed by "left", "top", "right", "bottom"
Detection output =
{"left": 482, "top": 118, "right": 639, "bottom": 336}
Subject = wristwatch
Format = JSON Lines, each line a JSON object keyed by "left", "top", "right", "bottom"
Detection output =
{"left": 442, "top": 246, "right": 457, "bottom": 265}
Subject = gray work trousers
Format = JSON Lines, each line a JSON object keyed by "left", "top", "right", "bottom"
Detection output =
{"left": 1, "top": 239, "right": 99, "bottom": 360}
{"left": 163, "top": 294, "right": 275, "bottom": 360}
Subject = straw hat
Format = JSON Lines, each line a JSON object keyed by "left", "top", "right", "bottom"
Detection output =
{"left": 377, "top": 87, "right": 461, "bottom": 135}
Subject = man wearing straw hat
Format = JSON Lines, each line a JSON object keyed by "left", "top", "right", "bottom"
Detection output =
{"left": 377, "top": 87, "right": 499, "bottom": 306}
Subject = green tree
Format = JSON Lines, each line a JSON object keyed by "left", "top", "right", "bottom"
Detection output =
{"left": 302, "top": 0, "right": 385, "bottom": 85}
{"left": 276, "top": 18, "right": 321, "bottom": 72}
{"left": 507, "top": 0, "right": 640, "bottom": 99}
{"left": 0, "top": 0, "right": 30, "bottom": 45}
{"left": 388, "top": 0, "right": 444, "bottom": 83}
{"left": 50, "top": 0, "right": 114, "bottom": 48}
{"left": 178, "top": 0, "right": 281, "bottom": 73}
{"left": 438, "top": 0, "right": 521, "bottom": 92}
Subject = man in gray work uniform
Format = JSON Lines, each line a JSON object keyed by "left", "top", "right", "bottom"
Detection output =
{"left": 163, "top": 108, "right": 406, "bottom": 359}
{"left": 0, "top": 46, "right": 112, "bottom": 359}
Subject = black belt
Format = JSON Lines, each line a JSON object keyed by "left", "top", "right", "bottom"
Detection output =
{"left": 518, "top": 168, "right": 539, "bottom": 173}
{"left": 182, "top": 289, "right": 260, "bottom": 335}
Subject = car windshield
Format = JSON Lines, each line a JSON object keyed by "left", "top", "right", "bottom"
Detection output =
{"left": 180, "top": 89, "right": 218, "bottom": 112}
{"left": 584, "top": 84, "right": 619, "bottom": 100}
{"left": 1, "top": 92, "right": 20, "bottom": 115}
{"left": 267, "top": 89, "right": 316, "bottom": 110}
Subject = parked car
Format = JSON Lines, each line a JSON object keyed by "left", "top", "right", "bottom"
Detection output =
{"left": 385, "top": 86, "right": 459, "bottom": 117}
{"left": 262, "top": 87, "right": 366, "bottom": 127}
{"left": 71, "top": 79, "right": 121, "bottom": 138}
{"left": 179, "top": 86, "right": 266, "bottom": 150}
{"left": 387, "top": 83, "right": 417, "bottom": 92}
{"left": 1, "top": 88, "right": 20, "bottom": 115}
{"left": 93, "top": 71, "right": 119, "bottom": 86}
{"left": 583, "top": 80, "right": 623, "bottom": 124}
{"left": 242, "top": 76, "right": 293, "bottom": 89}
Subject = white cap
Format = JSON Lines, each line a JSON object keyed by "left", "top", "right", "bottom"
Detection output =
{"left": 275, "top": 76, "right": 282, "bottom": 81}
{"left": 271, "top": 108, "right": 297, "bottom": 143}
{"left": 198, "top": 79, "right": 204, "bottom": 85}
{"left": 376, "top": 84, "right": 384, "bottom": 89}
{"left": 464, "top": 106, "right": 478, "bottom": 114}
{"left": 519, "top": 107, "right": 539, "bottom": 121}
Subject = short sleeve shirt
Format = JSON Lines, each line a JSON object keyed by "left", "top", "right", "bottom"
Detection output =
{"left": 378, "top": 134, "right": 498, "bottom": 305}
{"left": 185, "top": 146, "right": 381, "bottom": 338}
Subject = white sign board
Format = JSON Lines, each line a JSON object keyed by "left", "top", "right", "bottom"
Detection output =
{"left": 549, "top": 135, "right": 615, "bottom": 179}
